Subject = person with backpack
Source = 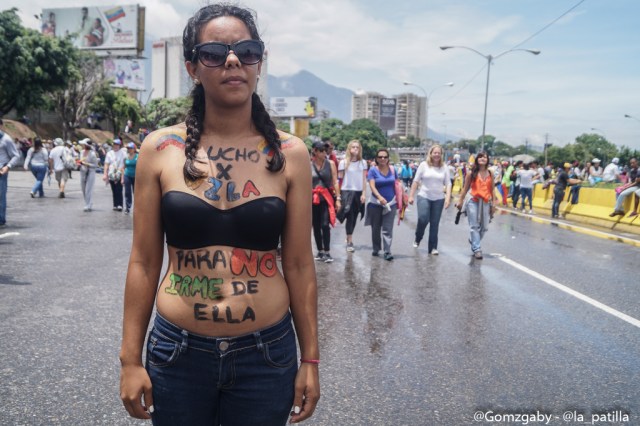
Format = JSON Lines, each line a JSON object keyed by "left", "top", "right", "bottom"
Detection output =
{"left": 48, "top": 138, "right": 72, "bottom": 198}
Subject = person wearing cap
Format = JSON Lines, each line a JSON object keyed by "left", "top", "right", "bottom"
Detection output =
{"left": 79, "top": 139, "right": 98, "bottom": 211}
{"left": 123, "top": 142, "right": 138, "bottom": 214}
{"left": 602, "top": 157, "right": 621, "bottom": 183}
{"left": 48, "top": 137, "right": 71, "bottom": 198}
{"left": 551, "top": 162, "right": 582, "bottom": 219}
{"left": 0, "top": 130, "right": 21, "bottom": 226}
{"left": 103, "top": 138, "right": 126, "bottom": 211}
{"left": 311, "top": 140, "right": 340, "bottom": 262}
{"left": 588, "top": 158, "right": 603, "bottom": 185}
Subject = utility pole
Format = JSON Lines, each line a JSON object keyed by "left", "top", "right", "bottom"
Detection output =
{"left": 544, "top": 133, "right": 549, "bottom": 165}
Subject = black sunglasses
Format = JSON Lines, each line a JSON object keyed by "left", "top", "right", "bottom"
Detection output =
{"left": 192, "top": 40, "right": 264, "bottom": 68}
{"left": 377, "top": 155, "right": 388, "bottom": 159}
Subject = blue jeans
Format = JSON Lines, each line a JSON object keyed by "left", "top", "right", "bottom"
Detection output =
{"left": 466, "top": 199, "right": 490, "bottom": 253}
{"left": 415, "top": 196, "right": 445, "bottom": 252}
{"left": 519, "top": 187, "right": 532, "bottom": 210}
{"left": 552, "top": 188, "right": 565, "bottom": 217}
{"left": 146, "top": 312, "right": 297, "bottom": 426}
{"left": 30, "top": 164, "right": 48, "bottom": 197}
{"left": 124, "top": 175, "right": 135, "bottom": 210}
{"left": 0, "top": 172, "right": 7, "bottom": 225}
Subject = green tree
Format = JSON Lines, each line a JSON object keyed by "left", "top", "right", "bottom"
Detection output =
{"left": 0, "top": 8, "right": 77, "bottom": 116}
{"left": 140, "top": 96, "right": 190, "bottom": 130}
{"left": 49, "top": 50, "right": 103, "bottom": 139}
{"left": 574, "top": 133, "right": 618, "bottom": 164}
{"left": 338, "top": 118, "right": 386, "bottom": 159}
{"left": 309, "top": 118, "right": 345, "bottom": 147}
{"left": 90, "top": 85, "right": 141, "bottom": 135}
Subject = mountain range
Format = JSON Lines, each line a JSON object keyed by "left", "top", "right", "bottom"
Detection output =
{"left": 267, "top": 70, "right": 453, "bottom": 142}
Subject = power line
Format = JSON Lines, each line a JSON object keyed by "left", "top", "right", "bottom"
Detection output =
{"left": 510, "top": 0, "right": 587, "bottom": 50}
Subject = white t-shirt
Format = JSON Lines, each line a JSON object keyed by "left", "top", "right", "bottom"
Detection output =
{"left": 517, "top": 169, "right": 537, "bottom": 189}
{"left": 49, "top": 146, "right": 68, "bottom": 172}
{"left": 338, "top": 159, "right": 367, "bottom": 191}
{"left": 602, "top": 163, "right": 618, "bottom": 182}
{"left": 413, "top": 161, "right": 451, "bottom": 200}
{"left": 105, "top": 148, "right": 126, "bottom": 169}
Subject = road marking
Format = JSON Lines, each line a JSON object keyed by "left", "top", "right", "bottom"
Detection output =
{"left": 496, "top": 254, "right": 640, "bottom": 329}
{"left": 0, "top": 232, "right": 20, "bottom": 239}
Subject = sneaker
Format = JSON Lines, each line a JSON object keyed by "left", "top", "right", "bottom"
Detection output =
{"left": 522, "top": 209, "right": 526, "bottom": 213}
{"left": 124, "top": 209, "right": 130, "bottom": 214}
{"left": 117, "top": 206, "right": 123, "bottom": 211}
{"left": 412, "top": 240, "right": 419, "bottom": 248}
{"left": 323, "top": 254, "right": 334, "bottom": 263}
{"left": 30, "top": 192, "right": 35, "bottom": 198}
{"left": 430, "top": 249, "right": 439, "bottom": 255}
{"left": 59, "top": 192, "right": 65, "bottom": 198}
{"left": 113, "top": 206, "right": 119, "bottom": 211}
{"left": 474, "top": 251, "right": 483, "bottom": 259}
{"left": 528, "top": 210, "right": 533, "bottom": 214}
{"left": 383, "top": 252, "right": 394, "bottom": 261}
{"left": 314, "top": 252, "right": 326, "bottom": 261}
{"left": 346, "top": 242, "right": 355, "bottom": 252}
{"left": 372, "top": 251, "right": 379, "bottom": 257}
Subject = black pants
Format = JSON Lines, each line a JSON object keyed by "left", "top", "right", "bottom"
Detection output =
{"left": 312, "top": 200, "right": 331, "bottom": 252}
{"left": 109, "top": 180, "right": 123, "bottom": 208}
{"left": 344, "top": 190, "right": 362, "bottom": 236}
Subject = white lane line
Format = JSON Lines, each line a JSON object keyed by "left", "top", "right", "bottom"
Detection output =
{"left": 496, "top": 254, "right": 640, "bottom": 329}
{"left": 0, "top": 232, "right": 20, "bottom": 239}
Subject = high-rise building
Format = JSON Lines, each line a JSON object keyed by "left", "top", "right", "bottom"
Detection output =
{"left": 351, "top": 91, "right": 426, "bottom": 140}
{"left": 394, "top": 93, "right": 426, "bottom": 140}
{"left": 351, "top": 91, "right": 385, "bottom": 122}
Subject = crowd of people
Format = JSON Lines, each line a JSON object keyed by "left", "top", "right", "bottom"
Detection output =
{"left": 0, "top": 132, "right": 139, "bottom": 225}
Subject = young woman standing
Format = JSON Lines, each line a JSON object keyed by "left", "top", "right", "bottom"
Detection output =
{"left": 23, "top": 137, "right": 49, "bottom": 198}
{"left": 119, "top": 5, "right": 319, "bottom": 424}
{"left": 408, "top": 144, "right": 451, "bottom": 254}
{"left": 365, "top": 148, "right": 397, "bottom": 261}
{"left": 456, "top": 152, "right": 497, "bottom": 259}
{"left": 338, "top": 139, "right": 367, "bottom": 252}
{"left": 311, "top": 141, "right": 341, "bottom": 262}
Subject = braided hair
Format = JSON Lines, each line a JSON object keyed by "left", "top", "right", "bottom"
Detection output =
{"left": 182, "top": 3, "right": 284, "bottom": 183}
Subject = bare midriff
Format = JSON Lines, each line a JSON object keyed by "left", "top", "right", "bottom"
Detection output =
{"left": 156, "top": 244, "right": 290, "bottom": 337}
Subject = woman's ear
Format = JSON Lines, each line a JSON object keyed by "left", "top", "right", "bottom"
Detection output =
{"left": 185, "top": 60, "right": 198, "bottom": 81}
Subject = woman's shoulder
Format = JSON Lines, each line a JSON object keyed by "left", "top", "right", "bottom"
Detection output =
{"left": 141, "top": 123, "right": 188, "bottom": 154}
{"left": 276, "top": 131, "right": 307, "bottom": 158}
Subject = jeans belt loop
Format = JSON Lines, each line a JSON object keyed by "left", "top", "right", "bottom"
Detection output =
{"left": 254, "top": 331, "right": 264, "bottom": 352}
{"left": 180, "top": 330, "right": 189, "bottom": 353}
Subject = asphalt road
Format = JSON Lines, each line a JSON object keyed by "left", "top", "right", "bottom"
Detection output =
{"left": 1, "top": 170, "right": 638, "bottom": 426}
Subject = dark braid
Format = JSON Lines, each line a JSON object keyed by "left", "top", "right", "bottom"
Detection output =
{"left": 252, "top": 93, "right": 285, "bottom": 172}
{"left": 183, "top": 84, "right": 206, "bottom": 182}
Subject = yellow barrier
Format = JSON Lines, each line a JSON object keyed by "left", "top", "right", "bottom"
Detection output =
{"left": 530, "top": 184, "right": 640, "bottom": 233}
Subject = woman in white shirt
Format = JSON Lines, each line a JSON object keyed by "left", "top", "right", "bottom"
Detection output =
{"left": 338, "top": 140, "right": 368, "bottom": 252}
{"left": 408, "top": 144, "right": 451, "bottom": 254}
{"left": 23, "top": 137, "right": 49, "bottom": 198}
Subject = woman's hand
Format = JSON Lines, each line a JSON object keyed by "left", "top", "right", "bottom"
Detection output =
{"left": 289, "top": 363, "right": 320, "bottom": 424}
{"left": 408, "top": 196, "right": 414, "bottom": 205}
{"left": 444, "top": 198, "right": 450, "bottom": 209}
{"left": 120, "top": 364, "right": 153, "bottom": 419}
{"left": 455, "top": 201, "right": 462, "bottom": 210}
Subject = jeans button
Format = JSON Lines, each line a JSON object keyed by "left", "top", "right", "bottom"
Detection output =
{"left": 218, "top": 341, "right": 229, "bottom": 352}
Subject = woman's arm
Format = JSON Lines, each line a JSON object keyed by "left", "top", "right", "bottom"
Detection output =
{"left": 443, "top": 167, "right": 452, "bottom": 208}
{"left": 368, "top": 175, "right": 387, "bottom": 206}
{"left": 456, "top": 173, "right": 472, "bottom": 210}
{"left": 24, "top": 148, "right": 33, "bottom": 170}
{"left": 329, "top": 160, "right": 341, "bottom": 209}
{"left": 280, "top": 139, "right": 320, "bottom": 423}
{"left": 119, "top": 136, "right": 165, "bottom": 420}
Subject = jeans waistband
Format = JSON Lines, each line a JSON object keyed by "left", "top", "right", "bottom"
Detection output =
{"left": 153, "top": 311, "right": 292, "bottom": 354}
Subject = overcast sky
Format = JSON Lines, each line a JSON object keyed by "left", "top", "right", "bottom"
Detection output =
{"left": 13, "top": 0, "right": 640, "bottom": 150}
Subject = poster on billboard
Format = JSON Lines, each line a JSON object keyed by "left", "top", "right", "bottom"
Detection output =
{"left": 104, "top": 58, "right": 145, "bottom": 91}
{"left": 41, "top": 5, "right": 139, "bottom": 50}
{"left": 379, "top": 98, "right": 397, "bottom": 132}
{"left": 269, "top": 97, "right": 317, "bottom": 118}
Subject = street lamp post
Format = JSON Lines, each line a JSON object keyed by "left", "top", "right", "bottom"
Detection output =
{"left": 402, "top": 81, "right": 454, "bottom": 157}
{"left": 439, "top": 45, "right": 540, "bottom": 152}
{"left": 625, "top": 114, "right": 640, "bottom": 123}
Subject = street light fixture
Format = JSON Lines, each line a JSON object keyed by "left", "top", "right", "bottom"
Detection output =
{"left": 625, "top": 114, "right": 640, "bottom": 123}
{"left": 440, "top": 45, "right": 540, "bottom": 152}
{"left": 402, "top": 81, "right": 454, "bottom": 156}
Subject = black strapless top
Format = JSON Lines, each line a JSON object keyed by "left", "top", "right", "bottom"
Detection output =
{"left": 161, "top": 191, "right": 285, "bottom": 251}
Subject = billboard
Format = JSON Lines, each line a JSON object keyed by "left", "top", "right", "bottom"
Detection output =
{"left": 41, "top": 5, "right": 139, "bottom": 51}
{"left": 379, "top": 98, "right": 397, "bottom": 132}
{"left": 104, "top": 58, "right": 145, "bottom": 91}
{"left": 269, "top": 97, "right": 317, "bottom": 118}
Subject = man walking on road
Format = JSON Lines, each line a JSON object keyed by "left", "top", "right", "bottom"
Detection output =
{"left": 48, "top": 138, "right": 71, "bottom": 198}
{"left": 0, "top": 130, "right": 21, "bottom": 226}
